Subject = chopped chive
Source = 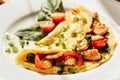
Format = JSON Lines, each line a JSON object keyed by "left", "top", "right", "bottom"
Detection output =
{"left": 55, "top": 42, "right": 60, "bottom": 46}
{"left": 8, "top": 41, "right": 14, "bottom": 47}
{"left": 61, "top": 42, "right": 66, "bottom": 49}
{"left": 12, "top": 46, "right": 18, "bottom": 53}
{"left": 71, "top": 31, "right": 77, "bottom": 37}
{"left": 92, "top": 17, "right": 98, "bottom": 22}
{"left": 63, "top": 25, "right": 69, "bottom": 31}
{"left": 5, "top": 33, "right": 10, "bottom": 40}
{"left": 58, "top": 34, "right": 64, "bottom": 38}
{"left": 48, "top": 46, "right": 52, "bottom": 49}
{"left": 5, "top": 47, "right": 11, "bottom": 54}
{"left": 72, "top": 16, "right": 79, "bottom": 22}
{"left": 34, "top": 41, "right": 39, "bottom": 45}
{"left": 19, "top": 40, "right": 25, "bottom": 46}
{"left": 80, "top": 18, "right": 87, "bottom": 24}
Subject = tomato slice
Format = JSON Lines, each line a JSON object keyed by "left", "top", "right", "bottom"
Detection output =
{"left": 35, "top": 54, "right": 51, "bottom": 69}
{"left": 92, "top": 38, "right": 108, "bottom": 48}
{"left": 57, "top": 51, "right": 83, "bottom": 66}
{"left": 40, "top": 21, "right": 55, "bottom": 33}
{"left": 51, "top": 12, "right": 65, "bottom": 23}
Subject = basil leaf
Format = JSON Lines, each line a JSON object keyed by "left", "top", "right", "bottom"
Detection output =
{"left": 38, "top": 0, "right": 65, "bottom": 21}
{"left": 15, "top": 22, "right": 48, "bottom": 41}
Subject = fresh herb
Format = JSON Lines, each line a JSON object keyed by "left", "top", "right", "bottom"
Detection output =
{"left": 8, "top": 41, "right": 14, "bottom": 47}
{"left": 61, "top": 42, "right": 66, "bottom": 49}
{"left": 72, "top": 16, "right": 79, "bottom": 22}
{"left": 71, "top": 31, "right": 77, "bottom": 37}
{"left": 80, "top": 18, "right": 87, "bottom": 24}
{"left": 55, "top": 42, "right": 60, "bottom": 46}
{"left": 34, "top": 41, "right": 39, "bottom": 45}
{"left": 92, "top": 17, "right": 98, "bottom": 22}
{"left": 48, "top": 46, "right": 52, "bottom": 49}
{"left": 38, "top": 0, "right": 65, "bottom": 21}
{"left": 58, "top": 34, "right": 64, "bottom": 38}
{"left": 72, "top": 48, "right": 78, "bottom": 52}
{"left": 15, "top": 22, "right": 48, "bottom": 41}
{"left": 77, "top": 52, "right": 84, "bottom": 56}
{"left": 26, "top": 53, "right": 35, "bottom": 63}
{"left": 52, "top": 59, "right": 56, "bottom": 65}
{"left": 5, "top": 47, "right": 11, "bottom": 54}
{"left": 57, "top": 64, "right": 65, "bottom": 74}
{"left": 12, "top": 46, "right": 18, "bottom": 53}
{"left": 19, "top": 40, "right": 25, "bottom": 47}
{"left": 68, "top": 68, "right": 76, "bottom": 74}
{"left": 72, "top": 48, "right": 84, "bottom": 56}
{"left": 63, "top": 25, "right": 69, "bottom": 31}
{"left": 5, "top": 33, "right": 10, "bottom": 40}
{"left": 85, "top": 35, "right": 92, "bottom": 46}
{"left": 98, "top": 44, "right": 110, "bottom": 53}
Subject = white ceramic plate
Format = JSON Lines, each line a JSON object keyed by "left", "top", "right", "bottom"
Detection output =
{"left": 0, "top": 0, "right": 120, "bottom": 80}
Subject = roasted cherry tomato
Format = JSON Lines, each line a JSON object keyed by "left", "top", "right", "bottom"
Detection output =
{"left": 92, "top": 38, "right": 108, "bottom": 48}
{"left": 57, "top": 51, "right": 83, "bottom": 66}
{"left": 51, "top": 12, "right": 65, "bottom": 23}
{"left": 40, "top": 21, "right": 55, "bottom": 33}
{"left": 35, "top": 54, "right": 51, "bottom": 69}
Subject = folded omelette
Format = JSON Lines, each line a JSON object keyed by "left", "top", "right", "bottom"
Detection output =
{"left": 15, "top": 5, "right": 117, "bottom": 74}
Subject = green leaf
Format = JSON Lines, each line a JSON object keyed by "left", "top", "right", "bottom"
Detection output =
{"left": 15, "top": 22, "right": 48, "bottom": 41}
{"left": 38, "top": 0, "right": 65, "bottom": 21}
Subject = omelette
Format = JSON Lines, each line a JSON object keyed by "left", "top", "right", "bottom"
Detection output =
{"left": 15, "top": 5, "right": 117, "bottom": 74}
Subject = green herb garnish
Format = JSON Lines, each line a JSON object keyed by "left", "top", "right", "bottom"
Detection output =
{"left": 58, "top": 34, "right": 64, "bottom": 38}
{"left": 92, "top": 17, "right": 98, "bottom": 22}
{"left": 5, "top": 47, "right": 11, "bottom": 54}
{"left": 63, "top": 25, "right": 69, "bottom": 31}
{"left": 72, "top": 16, "right": 79, "bottom": 22}
{"left": 8, "top": 41, "right": 14, "bottom": 47}
{"left": 61, "top": 42, "right": 66, "bottom": 49}
{"left": 26, "top": 53, "right": 35, "bottom": 63}
{"left": 71, "top": 31, "right": 77, "bottom": 37}
{"left": 12, "top": 46, "right": 18, "bottom": 53}
{"left": 15, "top": 22, "right": 48, "bottom": 41}
{"left": 85, "top": 35, "right": 92, "bottom": 46}
{"left": 48, "top": 46, "right": 52, "bottom": 49}
{"left": 38, "top": 0, "right": 65, "bottom": 21}
{"left": 19, "top": 40, "right": 25, "bottom": 46}
{"left": 80, "top": 18, "right": 87, "bottom": 24}
{"left": 5, "top": 33, "right": 10, "bottom": 40}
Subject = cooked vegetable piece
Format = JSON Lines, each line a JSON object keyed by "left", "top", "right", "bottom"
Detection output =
{"left": 45, "top": 52, "right": 63, "bottom": 59}
{"left": 92, "top": 38, "right": 108, "bottom": 49}
{"left": 26, "top": 53, "right": 35, "bottom": 63}
{"left": 98, "top": 44, "right": 110, "bottom": 53}
{"left": 38, "top": 0, "right": 65, "bottom": 21}
{"left": 85, "top": 35, "right": 92, "bottom": 46}
{"left": 51, "top": 12, "right": 65, "bottom": 23}
{"left": 57, "top": 51, "right": 83, "bottom": 66}
{"left": 40, "top": 21, "right": 55, "bottom": 33}
{"left": 57, "top": 64, "right": 65, "bottom": 74}
{"left": 35, "top": 54, "right": 52, "bottom": 69}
